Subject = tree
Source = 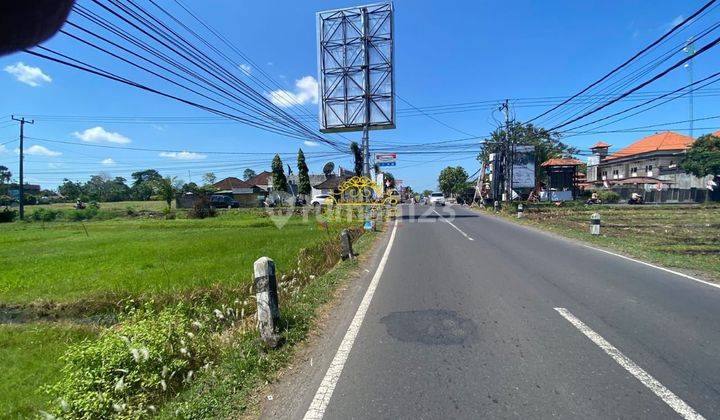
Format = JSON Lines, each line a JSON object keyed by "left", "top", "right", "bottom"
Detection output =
{"left": 422, "top": 189, "right": 432, "bottom": 197}
{"left": 0, "top": 165, "right": 11, "bottom": 184}
{"left": 58, "top": 179, "right": 84, "bottom": 201}
{"left": 383, "top": 172, "right": 396, "bottom": 189}
{"left": 271, "top": 154, "right": 289, "bottom": 192}
{"left": 131, "top": 169, "right": 162, "bottom": 201}
{"left": 478, "top": 122, "right": 578, "bottom": 186}
{"left": 350, "top": 141, "right": 363, "bottom": 176}
{"left": 243, "top": 168, "right": 257, "bottom": 181}
{"left": 680, "top": 133, "right": 720, "bottom": 201}
{"left": 154, "top": 176, "right": 176, "bottom": 208}
{"left": 438, "top": 166, "right": 469, "bottom": 197}
{"left": 202, "top": 172, "right": 217, "bottom": 186}
{"left": 680, "top": 133, "right": 720, "bottom": 178}
{"left": 297, "top": 149, "right": 311, "bottom": 196}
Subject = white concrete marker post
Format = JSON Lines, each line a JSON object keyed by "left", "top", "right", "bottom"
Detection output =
{"left": 254, "top": 257, "right": 281, "bottom": 348}
{"left": 591, "top": 212, "right": 601, "bottom": 235}
{"left": 517, "top": 203, "right": 524, "bottom": 218}
{"left": 340, "top": 229, "right": 354, "bottom": 260}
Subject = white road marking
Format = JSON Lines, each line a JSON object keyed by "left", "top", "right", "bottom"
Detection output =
{"left": 432, "top": 209, "right": 474, "bottom": 241}
{"left": 303, "top": 219, "right": 399, "bottom": 420}
{"left": 554, "top": 307, "right": 705, "bottom": 420}
{"left": 582, "top": 244, "right": 720, "bottom": 290}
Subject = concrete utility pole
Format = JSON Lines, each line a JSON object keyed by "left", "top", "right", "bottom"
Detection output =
{"left": 683, "top": 38, "right": 696, "bottom": 138}
{"left": 499, "top": 100, "right": 512, "bottom": 203}
{"left": 11, "top": 116, "right": 34, "bottom": 220}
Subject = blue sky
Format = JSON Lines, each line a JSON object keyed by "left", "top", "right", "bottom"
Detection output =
{"left": 1, "top": 0, "right": 718, "bottom": 191}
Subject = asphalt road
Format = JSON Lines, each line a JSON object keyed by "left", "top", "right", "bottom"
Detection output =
{"left": 294, "top": 204, "right": 720, "bottom": 419}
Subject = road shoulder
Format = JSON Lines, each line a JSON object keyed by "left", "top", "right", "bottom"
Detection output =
{"left": 251, "top": 220, "right": 394, "bottom": 419}
{"left": 464, "top": 204, "right": 719, "bottom": 286}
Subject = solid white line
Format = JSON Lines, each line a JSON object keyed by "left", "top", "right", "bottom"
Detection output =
{"left": 303, "top": 219, "right": 399, "bottom": 420}
{"left": 432, "top": 209, "right": 474, "bottom": 241}
{"left": 582, "top": 244, "right": 720, "bottom": 290}
{"left": 554, "top": 307, "right": 705, "bottom": 420}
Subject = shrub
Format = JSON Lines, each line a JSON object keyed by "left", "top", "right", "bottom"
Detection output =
{"left": 187, "top": 196, "right": 216, "bottom": 219}
{"left": 597, "top": 190, "right": 620, "bottom": 204}
{"left": 45, "top": 305, "right": 219, "bottom": 419}
{"left": 126, "top": 206, "right": 137, "bottom": 217}
{"left": 0, "top": 207, "right": 17, "bottom": 223}
{"left": 162, "top": 207, "right": 176, "bottom": 220}
{"left": 68, "top": 206, "right": 99, "bottom": 221}
{"left": 0, "top": 195, "right": 13, "bottom": 206}
{"left": 31, "top": 208, "right": 62, "bottom": 222}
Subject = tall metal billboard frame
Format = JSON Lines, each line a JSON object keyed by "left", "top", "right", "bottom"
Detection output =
{"left": 317, "top": 2, "right": 395, "bottom": 176}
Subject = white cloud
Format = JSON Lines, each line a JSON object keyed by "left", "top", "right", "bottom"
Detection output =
{"left": 72, "top": 126, "right": 131, "bottom": 144}
{"left": 3, "top": 62, "right": 52, "bottom": 87}
{"left": 48, "top": 162, "right": 62, "bottom": 169}
{"left": 239, "top": 64, "right": 252, "bottom": 75}
{"left": 0, "top": 144, "right": 6, "bottom": 154}
{"left": 268, "top": 76, "right": 319, "bottom": 107}
{"left": 101, "top": 158, "right": 116, "bottom": 165}
{"left": 159, "top": 151, "right": 207, "bottom": 160}
{"left": 22, "top": 145, "right": 62, "bottom": 157}
{"left": 304, "top": 140, "right": 319, "bottom": 147}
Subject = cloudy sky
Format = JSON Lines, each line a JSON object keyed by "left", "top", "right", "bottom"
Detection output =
{"left": 1, "top": 0, "right": 718, "bottom": 190}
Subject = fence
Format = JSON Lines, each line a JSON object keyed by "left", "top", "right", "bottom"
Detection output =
{"left": 613, "top": 187, "right": 715, "bottom": 203}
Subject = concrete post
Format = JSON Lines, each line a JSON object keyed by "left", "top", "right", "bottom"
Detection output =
{"left": 517, "top": 203, "right": 524, "bottom": 218}
{"left": 253, "top": 257, "right": 281, "bottom": 348}
{"left": 340, "top": 229, "right": 355, "bottom": 260}
{"left": 590, "top": 212, "right": 601, "bottom": 235}
{"left": 493, "top": 200, "right": 500, "bottom": 212}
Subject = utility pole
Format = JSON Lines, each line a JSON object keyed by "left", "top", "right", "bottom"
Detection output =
{"left": 11, "top": 115, "right": 34, "bottom": 220}
{"left": 683, "top": 38, "right": 696, "bottom": 138}
{"left": 499, "top": 100, "right": 512, "bottom": 203}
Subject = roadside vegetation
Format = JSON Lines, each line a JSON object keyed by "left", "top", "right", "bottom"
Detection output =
{"left": 487, "top": 202, "right": 720, "bottom": 282}
{"left": 0, "top": 203, "right": 381, "bottom": 417}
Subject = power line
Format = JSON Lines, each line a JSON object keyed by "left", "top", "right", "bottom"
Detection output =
{"left": 527, "top": 0, "right": 717, "bottom": 124}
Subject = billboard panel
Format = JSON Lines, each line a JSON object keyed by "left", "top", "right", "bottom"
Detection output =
{"left": 512, "top": 145, "right": 536, "bottom": 189}
{"left": 317, "top": 3, "right": 395, "bottom": 133}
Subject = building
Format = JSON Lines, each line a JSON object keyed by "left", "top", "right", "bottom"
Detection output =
{"left": 212, "top": 177, "right": 262, "bottom": 207}
{"left": 586, "top": 131, "right": 716, "bottom": 202}
{"left": 540, "top": 158, "right": 584, "bottom": 201}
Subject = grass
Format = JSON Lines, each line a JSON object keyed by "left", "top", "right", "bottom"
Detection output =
{"left": 0, "top": 206, "right": 377, "bottom": 417}
{"left": 26, "top": 200, "right": 172, "bottom": 214}
{"left": 0, "top": 210, "right": 345, "bottom": 304}
{"left": 0, "top": 323, "right": 97, "bottom": 418}
{"left": 158, "top": 229, "right": 379, "bottom": 418}
{"left": 487, "top": 203, "right": 720, "bottom": 281}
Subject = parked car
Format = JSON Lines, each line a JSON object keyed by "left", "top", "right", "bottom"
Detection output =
{"left": 310, "top": 194, "right": 334, "bottom": 207}
{"left": 210, "top": 195, "right": 240, "bottom": 208}
{"left": 429, "top": 192, "right": 446, "bottom": 206}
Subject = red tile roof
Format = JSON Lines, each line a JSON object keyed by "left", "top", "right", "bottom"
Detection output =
{"left": 713, "top": 130, "right": 720, "bottom": 137}
{"left": 541, "top": 158, "right": 583, "bottom": 167}
{"left": 246, "top": 171, "right": 272, "bottom": 186}
{"left": 605, "top": 131, "right": 693, "bottom": 161}
{"left": 214, "top": 177, "right": 252, "bottom": 190}
{"left": 590, "top": 141, "right": 611, "bottom": 149}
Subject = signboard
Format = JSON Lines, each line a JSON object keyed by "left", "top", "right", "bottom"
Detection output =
{"left": 317, "top": 3, "right": 395, "bottom": 133}
{"left": 8, "top": 189, "right": 19, "bottom": 200}
{"left": 512, "top": 145, "right": 536, "bottom": 189}
{"left": 375, "top": 152, "right": 396, "bottom": 167}
{"left": 587, "top": 155, "right": 600, "bottom": 166}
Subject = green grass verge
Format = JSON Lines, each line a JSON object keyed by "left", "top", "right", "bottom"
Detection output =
{"left": 479, "top": 203, "right": 720, "bottom": 282}
{"left": 157, "top": 230, "right": 379, "bottom": 418}
{"left": 0, "top": 323, "right": 97, "bottom": 418}
{"left": 0, "top": 210, "right": 348, "bottom": 304}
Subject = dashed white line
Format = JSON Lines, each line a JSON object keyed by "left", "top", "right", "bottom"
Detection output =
{"left": 432, "top": 209, "right": 474, "bottom": 241}
{"left": 303, "top": 219, "right": 399, "bottom": 420}
{"left": 555, "top": 307, "right": 705, "bottom": 420}
{"left": 582, "top": 244, "right": 720, "bottom": 290}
